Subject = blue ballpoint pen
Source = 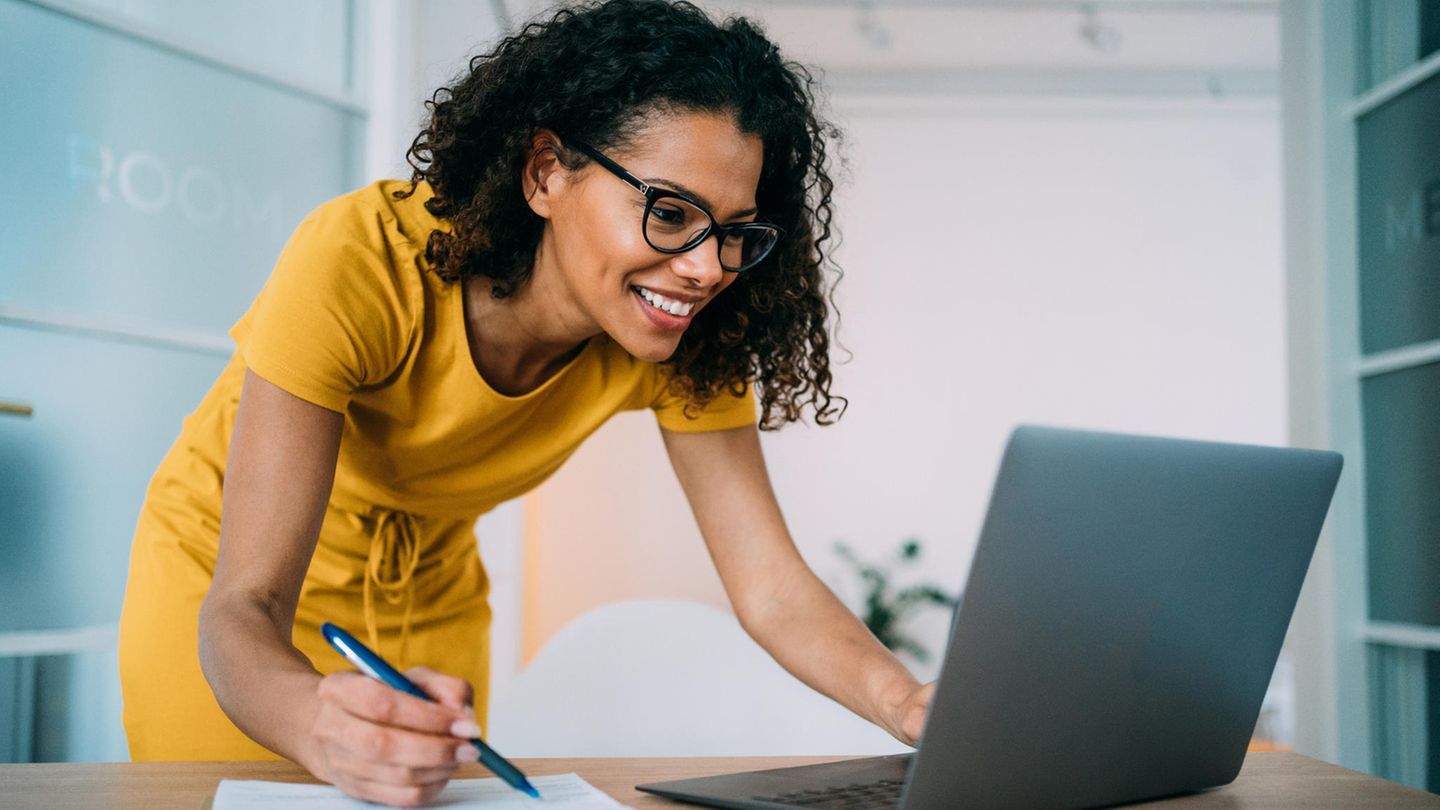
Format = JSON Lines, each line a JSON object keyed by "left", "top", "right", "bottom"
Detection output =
{"left": 321, "top": 622, "right": 541, "bottom": 800}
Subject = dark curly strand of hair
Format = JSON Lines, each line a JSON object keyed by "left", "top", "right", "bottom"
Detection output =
{"left": 395, "top": 0, "right": 846, "bottom": 429}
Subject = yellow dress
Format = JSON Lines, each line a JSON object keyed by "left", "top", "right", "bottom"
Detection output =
{"left": 117, "top": 179, "right": 755, "bottom": 761}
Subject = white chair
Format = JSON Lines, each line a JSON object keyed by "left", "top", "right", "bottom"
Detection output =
{"left": 486, "top": 599, "right": 911, "bottom": 757}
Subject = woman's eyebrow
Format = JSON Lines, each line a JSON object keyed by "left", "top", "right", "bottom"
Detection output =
{"left": 643, "top": 176, "right": 759, "bottom": 220}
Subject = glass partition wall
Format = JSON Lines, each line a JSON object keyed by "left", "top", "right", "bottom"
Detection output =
{"left": 0, "top": 0, "right": 368, "bottom": 761}
{"left": 1315, "top": 0, "right": 1440, "bottom": 793}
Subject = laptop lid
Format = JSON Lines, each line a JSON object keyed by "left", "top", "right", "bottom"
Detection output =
{"left": 902, "top": 425, "right": 1342, "bottom": 809}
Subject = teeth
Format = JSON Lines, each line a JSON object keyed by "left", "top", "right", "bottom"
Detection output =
{"left": 636, "top": 287, "right": 694, "bottom": 317}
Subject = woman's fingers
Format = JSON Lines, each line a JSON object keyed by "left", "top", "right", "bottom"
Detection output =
{"left": 310, "top": 668, "right": 483, "bottom": 805}
{"left": 338, "top": 775, "right": 450, "bottom": 808}
{"left": 350, "top": 760, "right": 461, "bottom": 788}
{"left": 314, "top": 714, "right": 470, "bottom": 802}
{"left": 900, "top": 681, "right": 935, "bottom": 745}
{"left": 405, "top": 665, "right": 476, "bottom": 715}
{"left": 318, "top": 671, "right": 463, "bottom": 735}
{"left": 314, "top": 671, "right": 474, "bottom": 768}
{"left": 321, "top": 713, "right": 473, "bottom": 769}
{"left": 341, "top": 723, "right": 472, "bottom": 768}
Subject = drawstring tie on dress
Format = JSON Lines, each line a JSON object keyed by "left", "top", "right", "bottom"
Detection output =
{"left": 363, "top": 508, "right": 421, "bottom": 664}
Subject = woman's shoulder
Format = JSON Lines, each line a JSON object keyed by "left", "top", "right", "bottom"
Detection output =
{"left": 250, "top": 181, "right": 440, "bottom": 313}
{"left": 227, "top": 182, "right": 448, "bottom": 411}
{"left": 328, "top": 179, "right": 451, "bottom": 255}
{"left": 274, "top": 180, "right": 455, "bottom": 312}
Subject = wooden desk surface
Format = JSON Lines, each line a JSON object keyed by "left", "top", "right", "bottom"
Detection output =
{"left": 0, "top": 753, "right": 1435, "bottom": 809}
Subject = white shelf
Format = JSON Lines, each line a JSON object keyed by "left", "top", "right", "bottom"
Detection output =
{"left": 0, "top": 624, "right": 119, "bottom": 657}
{"left": 1362, "top": 621, "right": 1440, "bottom": 652}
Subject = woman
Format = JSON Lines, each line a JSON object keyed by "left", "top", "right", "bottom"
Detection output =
{"left": 117, "top": 0, "right": 933, "bottom": 805}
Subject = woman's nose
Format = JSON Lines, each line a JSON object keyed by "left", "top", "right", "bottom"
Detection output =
{"left": 669, "top": 233, "right": 726, "bottom": 289}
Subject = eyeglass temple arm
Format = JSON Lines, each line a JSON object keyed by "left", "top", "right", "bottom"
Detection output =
{"left": 565, "top": 138, "right": 653, "bottom": 197}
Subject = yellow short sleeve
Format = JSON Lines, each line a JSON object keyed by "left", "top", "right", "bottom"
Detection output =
{"left": 651, "top": 364, "right": 758, "bottom": 433}
{"left": 229, "top": 197, "right": 419, "bottom": 413}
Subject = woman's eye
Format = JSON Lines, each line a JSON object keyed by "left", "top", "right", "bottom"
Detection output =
{"left": 650, "top": 205, "right": 686, "bottom": 226}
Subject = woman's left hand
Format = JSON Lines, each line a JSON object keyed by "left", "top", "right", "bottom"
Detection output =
{"left": 884, "top": 681, "right": 936, "bottom": 747}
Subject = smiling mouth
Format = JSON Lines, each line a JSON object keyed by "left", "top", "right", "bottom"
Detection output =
{"left": 632, "top": 285, "right": 697, "bottom": 317}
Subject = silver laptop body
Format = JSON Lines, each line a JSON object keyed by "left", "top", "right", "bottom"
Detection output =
{"left": 637, "top": 425, "right": 1343, "bottom": 810}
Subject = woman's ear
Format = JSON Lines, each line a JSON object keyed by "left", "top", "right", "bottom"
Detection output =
{"left": 521, "top": 129, "right": 570, "bottom": 220}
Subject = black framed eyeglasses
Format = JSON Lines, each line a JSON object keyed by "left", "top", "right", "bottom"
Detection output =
{"left": 563, "top": 137, "right": 782, "bottom": 273}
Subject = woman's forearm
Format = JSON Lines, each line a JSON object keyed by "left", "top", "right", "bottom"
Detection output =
{"left": 658, "top": 427, "right": 929, "bottom": 740}
{"left": 197, "top": 369, "right": 346, "bottom": 770}
{"left": 197, "top": 589, "right": 325, "bottom": 768}
{"left": 737, "top": 563, "right": 923, "bottom": 741}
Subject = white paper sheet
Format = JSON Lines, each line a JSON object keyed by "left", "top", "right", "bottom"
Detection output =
{"left": 213, "top": 772, "right": 633, "bottom": 809}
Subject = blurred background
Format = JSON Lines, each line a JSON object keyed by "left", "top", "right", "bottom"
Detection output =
{"left": 0, "top": 0, "right": 1436, "bottom": 794}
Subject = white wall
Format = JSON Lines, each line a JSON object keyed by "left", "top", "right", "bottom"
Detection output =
{"left": 777, "top": 90, "right": 1287, "bottom": 592}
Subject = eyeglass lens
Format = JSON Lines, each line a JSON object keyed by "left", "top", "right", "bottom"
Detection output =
{"left": 644, "top": 196, "right": 778, "bottom": 271}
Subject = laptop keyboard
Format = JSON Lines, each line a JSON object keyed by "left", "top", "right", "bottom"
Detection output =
{"left": 753, "top": 778, "right": 906, "bottom": 808}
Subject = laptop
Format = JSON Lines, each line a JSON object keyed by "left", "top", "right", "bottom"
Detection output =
{"left": 637, "top": 425, "right": 1342, "bottom": 810}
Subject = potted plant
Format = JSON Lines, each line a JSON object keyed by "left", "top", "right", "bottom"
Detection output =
{"left": 833, "top": 538, "right": 959, "bottom": 663}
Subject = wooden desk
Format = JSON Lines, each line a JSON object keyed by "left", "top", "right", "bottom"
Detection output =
{"left": 0, "top": 753, "right": 1435, "bottom": 809}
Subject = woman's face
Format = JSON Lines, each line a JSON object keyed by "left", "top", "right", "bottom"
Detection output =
{"left": 531, "top": 111, "right": 765, "bottom": 362}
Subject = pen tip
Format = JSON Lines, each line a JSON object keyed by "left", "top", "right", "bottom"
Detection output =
{"left": 526, "top": 786, "right": 542, "bottom": 799}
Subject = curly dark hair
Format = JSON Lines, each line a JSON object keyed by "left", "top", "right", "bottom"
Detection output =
{"left": 395, "top": 0, "right": 846, "bottom": 429}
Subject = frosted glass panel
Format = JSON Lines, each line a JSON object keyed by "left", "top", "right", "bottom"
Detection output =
{"left": 1356, "top": 70, "right": 1440, "bottom": 355}
{"left": 0, "top": 325, "right": 225, "bottom": 633}
{"left": 1362, "top": 362, "right": 1440, "bottom": 627}
{"left": 57, "top": 0, "right": 354, "bottom": 94}
{"left": 1432, "top": 653, "right": 1440, "bottom": 794}
{"left": 0, "top": 0, "right": 361, "bottom": 338}
{"left": 1359, "top": 0, "right": 1440, "bottom": 92}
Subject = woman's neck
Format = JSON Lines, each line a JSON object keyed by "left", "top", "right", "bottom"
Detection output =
{"left": 461, "top": 270, "right": 596, "bottom": 396}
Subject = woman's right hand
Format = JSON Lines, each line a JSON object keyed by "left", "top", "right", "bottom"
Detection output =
{"left": 305, "top": 666, "right": 483, "bottom": 807}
